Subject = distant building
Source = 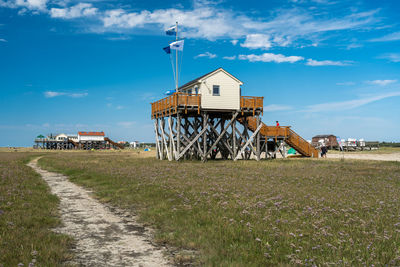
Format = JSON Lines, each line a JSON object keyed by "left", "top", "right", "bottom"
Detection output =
{"left": 67, "top": 134, "right": 78, "bottom": 142}
{"left": 130, "top": 141, "right": 139, "bottom": 148}
{"left": 312, "top": 134, "right": 338, "bottom": 148}
{"left": 56, "top": 133, "right": 68, "bottom": 141}
{"left": 78, "top": 131, "right": 105, "bottom": 142}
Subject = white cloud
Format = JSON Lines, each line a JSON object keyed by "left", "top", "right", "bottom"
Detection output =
{"left": 240, "top": 34, "right": 272, "bottom": 50}
{"left": 0, "top": 38, "right": 7, "bottom": 42}
{"left": 306, "top": 59, "right": 353, "bottom": 66}
{"left": 366, "top": 79, "right": 397, "bottom": 86}
{"left": 263, "top": 104, "right": 293, "bottom": 112}
{"left": 44, "top": 91, "right": 88, "bottom": 98}
{"left": 369, "top": 31, "right": 400, "bottom": 42}
{"left": 50, "top": 3, "right": 97, "bottom": 19}
{"left": 223, "top": 55, "right": 236, "bottom": 60}
{"left": 116, "top": 105, "right": 124, "bottom": 110}
{"left": 336, "top": 82, "right": 355, "bottom": 86}
{"left": 70, "top": 92, "right": 89, "bottom": 98}
{"left": 194, "top": 51, "right": 216, "bottom": 59}
{"left": 230, "top": 39, "right": 238, "bottom": 45}
{"left": 239, "top": 53, "right": 304, "bottom": 63}
{"left": 1, "top": 0, "right": 48, "bottom": 10}
{"left": 378, "top": 53, "right": 400, "bottom": 63}
{"left": 98, "top": 4, "right": 380, "bottom": 45}
{"left": 303, "top": 92, "right": 400, "bottom": 112}
{"left": 0, "top": 0, "right": 381, "bottom": 48}
{"left": 346, "top": 43, "right": 363, "bottom": 49}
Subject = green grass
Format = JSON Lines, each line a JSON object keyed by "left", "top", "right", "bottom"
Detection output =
{"left": 0, "top": 153, "right": 73, "bottom": 266}
{"left": 39, "top": 153, "right": 400, "bottom": 266}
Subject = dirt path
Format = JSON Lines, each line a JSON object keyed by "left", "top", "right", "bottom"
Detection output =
{"left": 28, "top": 158, "right": 171, "bottom": 267}
{"left": 327, "top": 152, "right": 400, "bottom": 162}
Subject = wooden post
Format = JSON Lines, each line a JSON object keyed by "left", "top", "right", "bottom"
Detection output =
{"left": 160, "top": 118, "right": 171, "bottom": 161}
{"left": 176, "top": 114, "right": 181, "bottom": 160}
{"left": 232, "top": 115, "right": 237, "bottom": 160}
{"left": 168, "top": 116, "right": 177, "bottom": 160}
{"left": 154, "top": 119, "right": 161, "bottom": 159}
{"left": 202, "top": 112, "right": 207, "bottom": 161}
{"left": 256, "top": 115, "right": 261, "bottom": 161}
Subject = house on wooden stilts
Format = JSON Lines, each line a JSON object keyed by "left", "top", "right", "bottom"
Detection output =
{"left": 151, "top": 68, "right": 318, "bottom": 161}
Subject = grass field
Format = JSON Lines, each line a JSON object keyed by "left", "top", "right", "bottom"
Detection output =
{"left": 0, "top": 152, "right": 72, "bottom": 266}
{"left": 39, "top": 152, "right": 400, "bottom": 266}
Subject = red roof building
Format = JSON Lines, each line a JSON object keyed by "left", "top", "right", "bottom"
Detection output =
{"left": 78, "top": 131, "right": 105, "bottom": 142}
{"left": 78, "top": 131, "right": 105, "bottom": 136}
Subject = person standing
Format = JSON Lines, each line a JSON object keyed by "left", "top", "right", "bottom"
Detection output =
{"left": 276, "top": 121, "right": 280, "bottom": 127}
{"left": 321, "top": 145, "right": 328, "bottom": 158}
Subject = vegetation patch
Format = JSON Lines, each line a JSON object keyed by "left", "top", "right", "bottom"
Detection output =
{"left": 0, "top": 153, "right": 73, "bottom": 266}
{"left": 40, "top": 153, "right": 400, "bottom": 266}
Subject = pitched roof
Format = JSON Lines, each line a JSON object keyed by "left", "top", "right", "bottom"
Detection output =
{"left": 313, "top": 134, "right": 336, "bottom": 138}
{"left": 177, "top": 68, "right": 243, "bottom": 91}
{"left": 78, "top": 131, "right": 105, "bottom": 136}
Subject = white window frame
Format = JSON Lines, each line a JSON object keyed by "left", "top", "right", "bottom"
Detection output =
{"left": 212, "top": 85, "right": 220, "bottom": 96}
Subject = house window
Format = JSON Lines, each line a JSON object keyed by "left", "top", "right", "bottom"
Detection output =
{"left": 194, "top": 86, "right": 198, "bottom": 95}
{"left": 188, "top": 89, "right": 192, "bottom": 95}
{"left": 213, "top": 85, "right": 220, "bottom": 96}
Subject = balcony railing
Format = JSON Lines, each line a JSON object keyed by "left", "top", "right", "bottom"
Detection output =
{"left": 151, "top": 93, "right": 201, "bottom": 119}
{"left": 240, "top": 96, "right": 264, "bottom": 115}
{"left": 151, "top": 94, "right": 264, "bottom": 118}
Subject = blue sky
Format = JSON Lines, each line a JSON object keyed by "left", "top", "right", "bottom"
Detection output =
{"left": 1, "top": 0, "right": 400, "bottom": 146}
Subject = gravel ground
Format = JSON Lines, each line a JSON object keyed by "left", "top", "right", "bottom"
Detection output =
{"left": 28, "top": 157, "right": 171, "bottom": 267}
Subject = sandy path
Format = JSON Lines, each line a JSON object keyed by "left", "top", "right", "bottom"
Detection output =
{"left": 326, "top": 152, "right": 400, "bottom": 162}
{"left": 28, "top": 158, "right": 171, "bottom": 267}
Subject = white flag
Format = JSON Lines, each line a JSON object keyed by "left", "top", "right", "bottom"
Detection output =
{"left": 170, "top": 40, "right": 184, "bottom": 51}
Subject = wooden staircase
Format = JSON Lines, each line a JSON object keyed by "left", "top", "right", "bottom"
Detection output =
{"left": 68, "top": 139, "right": 79, "bottom": 148}
{"left": 240, "top": 117, "right": 319, "bottom": 157}
{"left": 104, "top": 137, "right": 125, "bottom": 149}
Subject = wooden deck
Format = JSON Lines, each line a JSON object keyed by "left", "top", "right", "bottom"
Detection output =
{"left": 151, "top": 93, "right": 263, "bottom": 119}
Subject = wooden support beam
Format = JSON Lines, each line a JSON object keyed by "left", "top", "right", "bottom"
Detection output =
{"left": 208, "top": 122, "right": 234, "bottom": 157}
{"left": 176, "top": 126, "right": 208, "bottom": 160}
{"left": 176, "top": 114, "right": 181, "bottom": 160}
{"left": 256, "top": 115, "right": 261, "bottom": 161}
{"left": 232, "top": 118, "right": 237, "bottom": 159}
{"left": 160, "top": 118, "right": 171, "bottom": 161}
{"left": 203, "top": 112, "right": 238, "bottom": 161}
{"left": 168, "top": 117, "right": 177, "bottom": 160}
{"left": 154, "top": 120, "right": 161, "bottom": 159}
{"left": 202, "top": 113, "right": 208, "bottom": 161}
{"left": 234, "top": 123, "right": 263, "bottom": 161}
{"left": 234, "top": 125, "right": 257, "bottom": 156}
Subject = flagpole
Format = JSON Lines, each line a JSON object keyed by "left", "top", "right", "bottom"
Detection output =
{"left": 175, "top": 21, "right": 178, "bottom": 91}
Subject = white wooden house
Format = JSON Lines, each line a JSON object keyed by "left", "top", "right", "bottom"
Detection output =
{"left": 177, "top": 68, "right": 243, "bottom": 110}
{"left": 56, "top": 133, "right": 68, "bottom": 141}
{"left": 78, "top": 131, "right": 105, "bottom": 142}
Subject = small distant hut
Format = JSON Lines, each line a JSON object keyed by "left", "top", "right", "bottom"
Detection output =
{"left": 312, "top": 134, "right": 338, "bottom": 148}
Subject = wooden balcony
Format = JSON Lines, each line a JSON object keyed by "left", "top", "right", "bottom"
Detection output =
{"left": 151, "top": 93, "right": 201, "bottom": 119}
{"left": 240, "top": 96, "right": 264, "bottom": 116}
{"left": 151, "top": 93, "right": 264, "bottom": 119}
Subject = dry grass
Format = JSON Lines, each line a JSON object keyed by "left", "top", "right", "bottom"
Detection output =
{"left": 0, "top": 152, "right": 73, "bottom": 266}
{"left": 39, "top": 153, "right": 400, "bottom": 266}
{"left": 328, "top": 147, "right": 400, "bottom": 154}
